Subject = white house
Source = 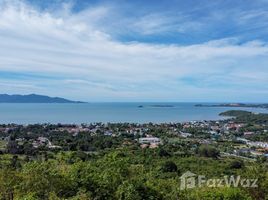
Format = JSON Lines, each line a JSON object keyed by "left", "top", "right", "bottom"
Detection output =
{"left": 138, "top": 137, "right": 161, "bottom": 144}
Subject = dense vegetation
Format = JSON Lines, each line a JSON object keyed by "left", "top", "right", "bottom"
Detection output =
{"left": 0, "top": 146, "right": 267, "bottom": 200}
{"left": 0, "top": 119, "right": 267, "bottom": 200}
{"left": 220, "top": 110, "right": 268, "bottom": 124}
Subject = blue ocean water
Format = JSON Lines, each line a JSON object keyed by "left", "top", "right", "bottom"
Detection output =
{"left": 0, "top": 103, "right": 267, "bottom": 124}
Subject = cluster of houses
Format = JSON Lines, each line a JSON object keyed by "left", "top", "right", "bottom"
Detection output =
{"left": 0, "top": 120, "right": 267, "bottom": 157}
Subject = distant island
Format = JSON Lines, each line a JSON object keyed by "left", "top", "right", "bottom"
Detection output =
{"left": 138, "top": 105, "right": 175, "bottom": 108}
{"left": 0, "top": 94, "right": 84, "bottom": 103}
{"left": 196, "top": 103, "right": 268, "bottom": 109}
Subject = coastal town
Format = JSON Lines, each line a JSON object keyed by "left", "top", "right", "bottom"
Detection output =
{"left": 0, "top": 110, "right": 267, "bottom": 160}
{"left": 0, "top": 110, "right": 267, "bottom": 199}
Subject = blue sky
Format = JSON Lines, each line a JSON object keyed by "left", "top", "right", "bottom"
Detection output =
{"left": 0, "top": 0, "right": 268, "bottom": 102}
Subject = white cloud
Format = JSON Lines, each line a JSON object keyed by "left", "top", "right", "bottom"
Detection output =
{"left": 0, "top": 0, "right": 268, "bottom": 101}
{"left": 131, "top": 13, "right": 176, "bottom": 35}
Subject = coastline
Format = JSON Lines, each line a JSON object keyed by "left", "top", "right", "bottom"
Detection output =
{"left": 0, "top": 102, "right": 267, "bottom": 124}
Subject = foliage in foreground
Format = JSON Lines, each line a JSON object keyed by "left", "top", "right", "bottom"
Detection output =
{"left": 0, "top": 146, "right": 267, "bottom": 200}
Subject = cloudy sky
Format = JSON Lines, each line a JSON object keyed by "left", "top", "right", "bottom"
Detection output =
{"left": 0, "top": 0, "right": 268, "bottom": 102}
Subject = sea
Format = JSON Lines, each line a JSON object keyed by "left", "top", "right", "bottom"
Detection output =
{"left": 0, "top": 103, "right": 267, "bottom": 124}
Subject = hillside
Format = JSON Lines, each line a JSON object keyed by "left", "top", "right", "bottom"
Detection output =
{"left": 220, "top": 110, "right": 268, "bottom": 124}
{"left": 0, "top": 94, "right": 83, "bottom": 103}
